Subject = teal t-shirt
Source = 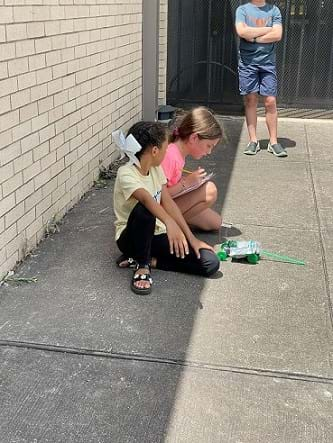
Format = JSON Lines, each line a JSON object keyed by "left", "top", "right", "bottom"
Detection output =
{"left": 235, "top": 2, "right": 282, "bottom": 65}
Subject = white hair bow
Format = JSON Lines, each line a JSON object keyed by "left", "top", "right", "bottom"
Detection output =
{"left": 112, "top": 129, "right": 141, "bottom": 167}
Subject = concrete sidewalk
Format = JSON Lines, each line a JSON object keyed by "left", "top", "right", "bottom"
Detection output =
{"left": 0, "top": 117, "right": 333, "bottom": 442}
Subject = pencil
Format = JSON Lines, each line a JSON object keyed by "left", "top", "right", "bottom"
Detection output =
{"left": 182, "top": 168, "right": 192, "bottom": 174}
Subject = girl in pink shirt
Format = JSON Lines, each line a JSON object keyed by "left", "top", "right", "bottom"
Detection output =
{"left": 161, "top": 107, "right": 223, "bottom": 231}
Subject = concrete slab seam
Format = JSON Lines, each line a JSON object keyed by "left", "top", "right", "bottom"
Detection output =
{"left": 1, "top": 339, "right": 333, "bottom": 386}
{"left": 304, "top": 124, "right": 333, "bottom": 330}
{"left": 233, "top": 222, "right": 318, "bottom": 233}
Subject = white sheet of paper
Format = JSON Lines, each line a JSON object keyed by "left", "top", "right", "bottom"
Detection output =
{"left": 172, "top": 172, "right": 215, "bottom": 199}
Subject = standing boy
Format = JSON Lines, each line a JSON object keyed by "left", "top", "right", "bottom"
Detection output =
{"left": 235, "top": 1, "right": 287, "bottom": 157}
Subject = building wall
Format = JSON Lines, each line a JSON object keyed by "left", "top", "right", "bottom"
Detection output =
{"left": 158, "top": 0, "right": 168, "bottom": 105}
{"left": 0, "top": 0, "right": 143, "bottom": 280}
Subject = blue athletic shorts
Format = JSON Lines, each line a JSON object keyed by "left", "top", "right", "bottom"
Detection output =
{"left": 238, "top": 61, "right": 277, "bottom": 97}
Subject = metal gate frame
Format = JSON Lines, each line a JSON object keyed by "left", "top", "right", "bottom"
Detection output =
{"left": 166, "top": 0, "right": 333, "bottom": 114}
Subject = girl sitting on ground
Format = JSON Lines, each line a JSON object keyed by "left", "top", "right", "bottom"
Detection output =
{"left": 161, "top": 107, "right": 223, "bottom": 231}
{"left": 113, "top": 121, "right": 220, "bottom": 295}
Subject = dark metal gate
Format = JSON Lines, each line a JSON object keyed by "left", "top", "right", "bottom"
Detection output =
{"left": 166, "top": 0, "right": 333, "bottom": 115}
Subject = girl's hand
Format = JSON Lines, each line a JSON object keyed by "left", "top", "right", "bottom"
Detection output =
{"left": 165, "top": 219, "right": 189, "bottom": 258}
{"left": 189, "top": 237, "right": 215, "bottom": 259}
{"left": 184, "top": 168, "right": 206, "bottom": 187}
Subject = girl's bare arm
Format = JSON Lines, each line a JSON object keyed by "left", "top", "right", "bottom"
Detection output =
{"left": 132, "top": 187, "right": 189, "bottom": 258}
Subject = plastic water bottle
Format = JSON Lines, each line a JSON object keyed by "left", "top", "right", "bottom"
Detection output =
{"left": 227, "top": 240, "right": 261, "bottom": 257}
{"left": 217, "top": 240, "right": 261, "bottom": 264}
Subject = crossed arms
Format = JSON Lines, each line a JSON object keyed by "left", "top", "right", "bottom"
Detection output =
{"left": 235, "top": 22, "right": 282, "bottom": 43}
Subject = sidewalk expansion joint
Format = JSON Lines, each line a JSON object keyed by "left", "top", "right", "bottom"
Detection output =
{"left": 304, "top": 125, "right": 333, "bottom": 330}
{"left": 1, "top": 339, "right": 332, "bottom": 386}
{"left": 234, "top": 222, "right": 317, "bottom": 232}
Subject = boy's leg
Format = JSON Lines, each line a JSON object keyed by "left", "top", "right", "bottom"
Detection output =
{"left": 238, "top": 61, "right": 260, "bottom": 154}
{"left": 260, "top": 64, "right": 287, "bottom": 157}
{"left": 151, "top": 234, "right": 220, "bottom": 277}
{"left": 244, "top": 93, "right": 259, "bottom": 143}
{"left": 264, "top": 95, "right": 278, "bottom": 145}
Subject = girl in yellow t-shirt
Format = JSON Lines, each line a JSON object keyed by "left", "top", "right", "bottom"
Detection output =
{"left": 113, "top": 121, "right": 219, "bottom": 296}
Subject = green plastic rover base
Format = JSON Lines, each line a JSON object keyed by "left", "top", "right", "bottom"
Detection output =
{"left": 216, "top": 240, "right": 305, "bottom": 266}
{"left": 217, "top": 251, "right": 260, "bottom": 264}
{"left": 217, "top": 242, "right": 260, "bottom": 264}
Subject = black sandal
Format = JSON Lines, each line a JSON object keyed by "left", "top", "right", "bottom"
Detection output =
{"left": 131, "top": 264, "right": 153, "bottom": 296}
{"left": 116, "top": 254, "right": 137, "bottom": 269}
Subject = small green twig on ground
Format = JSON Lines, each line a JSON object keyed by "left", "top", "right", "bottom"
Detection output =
{"left": 0, "top": 271, "right": 38, "bottom": 286}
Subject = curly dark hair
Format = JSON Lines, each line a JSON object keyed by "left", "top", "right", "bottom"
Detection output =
{"left": 127, "top": 121, "right": 167, "bottom": 160}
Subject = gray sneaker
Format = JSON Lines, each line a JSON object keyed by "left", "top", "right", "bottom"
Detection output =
{"left": 244, "top": 141, "right": 260, "bottom": 155}
{"left": 267, "top": 142, "right": 288, "bottom": 157}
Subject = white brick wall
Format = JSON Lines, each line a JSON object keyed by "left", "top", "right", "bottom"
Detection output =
{"left": 158, "top": 0, "right": 168, "bottom": 105}
{"left": 0, "top": 0, "right": 144, "bottom": 279}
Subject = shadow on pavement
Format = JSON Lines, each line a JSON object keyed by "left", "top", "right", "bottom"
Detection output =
{"left": 0, "top": 118, "right": 244, "bottom": 441}
{"left": 259, "top": 137, "right": 297, "bottom": 149}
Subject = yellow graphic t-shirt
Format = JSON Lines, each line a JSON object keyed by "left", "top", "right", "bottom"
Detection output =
{"left": 113, "top": 163, "right": 167, "bottom": 240}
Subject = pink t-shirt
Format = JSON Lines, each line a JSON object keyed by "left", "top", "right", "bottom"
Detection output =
{"left": 161, "top": 143, "right": 185, "bottom": 187}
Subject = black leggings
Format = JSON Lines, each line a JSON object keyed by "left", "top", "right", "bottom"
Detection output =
{"left": 117, "top": 203, "right": 220, "bottom": 277}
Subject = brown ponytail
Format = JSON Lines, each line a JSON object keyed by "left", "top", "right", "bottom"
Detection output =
{"left": 168, "top": 106, "right": 222, "bottom": 143}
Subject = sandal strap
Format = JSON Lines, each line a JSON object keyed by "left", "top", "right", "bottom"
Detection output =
{"left": 133, "top": 269, "right": 153, "bottom": 284}
{"left": 116, "top": 254, "right": 137, "bottom": 268}
{"left": 135, "top": 263, "right": 151, "bottom": 271}
{"left": 127, "top": 257, "right": 137, "bottom": 267}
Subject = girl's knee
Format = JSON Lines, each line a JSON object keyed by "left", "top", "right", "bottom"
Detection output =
{"left": 205, "top": 181, "right": 218, "bottom": 205}
{"left": 211, "top": 216, "right": 222, "bottom": 231}
{"left": 199, "top": 249, "right": 220, "bottom": 277}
